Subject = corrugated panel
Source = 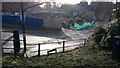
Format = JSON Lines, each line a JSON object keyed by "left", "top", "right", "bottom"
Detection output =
{"left": 25, "top": 17, "right": 43, "bottom": 28}
{"left": 2, "top": 15, "right": 21, "bottom": 25}
{"left": 2, "top": 15, "right": 43, "bottom": 28}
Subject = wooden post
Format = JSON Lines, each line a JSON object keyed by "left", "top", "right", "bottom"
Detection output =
{"left": 13, "top": 30, "right": 20, "bottom": 57}
{"left": 84, "top": 39, "right": 86, "bottom": 46}
{"left": 63, "top": 41, "right": 65, "bottom": 52}
{"left": 21, "top": 2, "right": 27, "bottom": 56}
{"left": 38, "top": 43, "right": 40, "bottom": 56}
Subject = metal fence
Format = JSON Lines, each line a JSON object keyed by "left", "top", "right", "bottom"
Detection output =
{"left": 26, "top": 39, "right": 86, "bottom": 57}
{"left": 2, "top": 30, "right": 87, "bottom": 57}
{"left": 2, "top": 30, "right": 23, "bottom": 56}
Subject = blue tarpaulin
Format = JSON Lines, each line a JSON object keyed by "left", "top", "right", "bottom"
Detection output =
{"left": 74, "top": 20, "right": 96, "bottom": 30}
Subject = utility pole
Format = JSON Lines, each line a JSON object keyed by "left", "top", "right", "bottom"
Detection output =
{"left": 20, "top": 2, "right": 45, "bottom": 56}
{"left": 20, "top": 2, "right": 26, "bottom": 56}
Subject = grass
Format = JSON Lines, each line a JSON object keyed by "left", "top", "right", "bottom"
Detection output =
{"left": 2, "top": 44, "right": 120, "bottom": 67}
{"left": 2, "top": 23, "right": 120, "bottom": 67}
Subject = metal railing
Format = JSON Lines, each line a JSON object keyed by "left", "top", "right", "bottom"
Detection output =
{"left": 2, "top": 30, "right": 87, "bottom": 57}
{"left": 26, "top": 38, "right": 86, "bottom": 57}
{"left": 2, "top": 30, "right": 23, "bottom": 56}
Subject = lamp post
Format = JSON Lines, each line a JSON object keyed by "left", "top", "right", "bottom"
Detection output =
{"left": 20, "top": 2, "right": 45, "bottom": 56}
{"left": 20, "top": 2, "right": 26, "bottom": 55}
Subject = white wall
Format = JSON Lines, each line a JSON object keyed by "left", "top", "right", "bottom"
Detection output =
{"left": 43, "top": 17, "right": 62, "bottom": 29}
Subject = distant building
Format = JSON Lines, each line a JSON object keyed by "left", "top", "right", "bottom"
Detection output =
{"left": 2, "top": 1, "right": 116, "bottom": 29}
{"left": 31, "top": 12, "right": 66, "bottom": 29}
{"left": 90, "top": 2, "right": 114, "bottom": 21}
{"left": 2, "top": 2, "right": 40, "bottom": 15}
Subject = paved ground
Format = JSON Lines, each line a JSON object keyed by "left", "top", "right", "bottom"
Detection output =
{"left": 2, "top": 28, "right": 93, "bottom": 57}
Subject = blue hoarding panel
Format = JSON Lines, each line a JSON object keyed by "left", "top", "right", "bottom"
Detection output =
{"left": 2, "top": 15, "right": 21, "bottom": 25}
{"left": 2, "top": 15, "right": 43, "bottom": 28}
{"left": 25, "top": 17, "right": 43, "bottom": 28}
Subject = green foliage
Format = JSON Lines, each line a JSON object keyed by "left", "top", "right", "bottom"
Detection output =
{"left": 2, "top": 45, "right": 120, "bottom": 67}
{"left": 93, "top": 26, "right": 106, "bottom": 45}
{"left": 92, "top": 19, "right": 120, "bottom": 50}
{"left": 108, "top": 19, "right": 120, "bottom": 36}
{"left": 105, "top": 19, "right": 120, "bottom": 49}
{"left": 111, "top": 8, "right": 120, "bottom": 19}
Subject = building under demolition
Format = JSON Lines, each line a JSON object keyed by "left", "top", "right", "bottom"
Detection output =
{"left": 2, "top": 1, "right": 117, "bottom": 29}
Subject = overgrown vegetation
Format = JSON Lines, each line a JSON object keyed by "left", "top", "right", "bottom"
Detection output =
{"left": 93, "top": 26, "right": 106, "bottom": 45}
{"left": 2, "top": 27, "right": 120, "bottom": 67}
{"left": 2, "top": 6, "right": 120, "bottom": 67}
{"left": 2, "top": 21, "right": 120, "bottom": 67}
{"left": 92, "top": 6, "right": 120, "bottom": 50}
{"left": 92, "top": 19, "right": 120, "bottom": 50}
{"left": 2, "top": 44, "right": 120, "bottom": 67}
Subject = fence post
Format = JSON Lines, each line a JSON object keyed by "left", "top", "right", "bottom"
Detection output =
{"left": 13, "top": 30, "right": 20, "bottom": 57}
{"left": 63, "top": 41, "right": 65, "bottom": 52}
{"left": 38, "top": 43, "right": 40, "bottom": 56}
{"left": 84, "top": 39, "right": 86, "bottom": 46}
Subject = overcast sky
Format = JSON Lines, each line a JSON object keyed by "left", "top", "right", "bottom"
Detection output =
{"left": 1, "top": 0, "right": 120, "bottom": 4}
{"left": 39, "top": 0, "right": 91, "bottom": 4}
{"left": 39, "top": 0, "right": 120, "bottom": 4}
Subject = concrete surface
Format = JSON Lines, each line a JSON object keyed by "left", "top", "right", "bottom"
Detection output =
{"left": 2, "top": 28, "right": 93, "bottom": 57}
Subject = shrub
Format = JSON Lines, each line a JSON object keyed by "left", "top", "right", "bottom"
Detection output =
{"left": 92, "top": 19, "right": 120, "bottom": 50}
{"left": 93, "top": 26, "right": 106, "bottom": 45}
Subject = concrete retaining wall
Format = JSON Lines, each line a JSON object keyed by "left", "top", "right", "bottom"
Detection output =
{"left": 43, "top": 17, "right": 62, "bottom": 29}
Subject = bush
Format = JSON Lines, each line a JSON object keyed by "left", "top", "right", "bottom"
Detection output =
{"left": 93, "top": 26, "right": 106, "bottom": 45}
{"left": 104, "top": 19, "right": 120, "bottom": 49}
{"left": 108, "top": 19, "right": 120, "bottom": 36}
{"left": 92, "top": 19, "right": 120, "bottom": 50}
